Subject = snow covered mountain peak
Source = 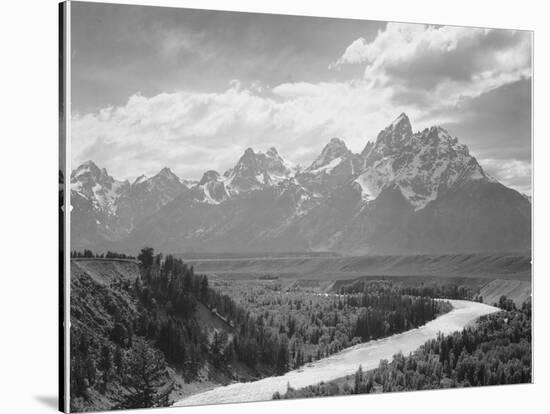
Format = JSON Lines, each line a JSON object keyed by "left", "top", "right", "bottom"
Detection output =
{"left": 223, "top": 147, "right": 294, "bottom": 193}
{"left": 133, "top": 174, "right": 148, "bottom": 185}
{"left": 297, "top": 138, "right": 361, "bottom": 197}
{"left": 157, "top": 166, "right": 178, "bottom": 177}
{"left": 70, "top": 113, "right": 530, "bottom": 255}
{"left": 151, "top": 167, "right": 182, "bottom": 186}
{"left": 266, "top": 146, "right": 279, "bottom": 157}
{"left": 356, "top": 115, "right": 491, "bottom": 210}
{"left": 374, "top": 112, "right": 413, "bottom": 149}
{"left": 131, "top": 167, "right": 185, "bottom": 195}
{"left": 199, "top": 170, "right": 222, "bottom": 185}
{"left": 392, "top": 112, "right": 410, "bottom": 127}
{"left": 196, "top": 170, "right": 228, "bottom": 204}
{"left": 71, "top": 160, "right": 111, "bottom": 184}
{"left": 307, "top": 137, "right": 352, "bottom": 172}
{"left": 70, "top": 161, "right": 129, "bottom": 217}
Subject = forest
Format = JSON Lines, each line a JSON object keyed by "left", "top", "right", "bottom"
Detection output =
{"left": 338, "top": 278, "right": 484, "bottom": 302}
{"left": 276, "top": 298, "right": 531, "bottom": 399}
{"left": 70, "top": 248, "right": 451, "bottom": 411}
{"left": 208, "top": 277, "right": 451, "bottom": 368}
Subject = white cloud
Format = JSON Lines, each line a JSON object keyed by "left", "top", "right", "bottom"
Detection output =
{"left": 333, "top": 23, "right": 531, "bottom": 106}
{"left": 479, "top": 158, "right": 531, "bottom": 194}
{"left": 71, "top": 22, "right": 531, "bottom": 195}
{"left": 72, "top": 81, "right": 387, "bottom": 180}
{"left": 72, "top": 76, "right": 432, "bottom": 182}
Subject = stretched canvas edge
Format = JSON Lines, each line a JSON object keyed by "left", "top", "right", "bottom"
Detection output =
{"left": 59, "top": 1, "right": 71, "bottom": 412}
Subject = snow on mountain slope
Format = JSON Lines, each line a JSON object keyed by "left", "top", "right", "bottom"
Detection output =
{"left": 71, "top": 162, "right": 189, "bottom": 246}
{"left": 196, "top": 170, "right": 229, "bottom": 204}
{"left": 308, "top": 157, "right": 343, "bottom": 174}
{"left": 117, "top": 167, "right": 189, "bottom": 227}
{"left": 70, "top": 113, "right": 531, "bottom": 254}
{"left": 298, "top": 138, "right": 361, "bottom": 197}
{"left": 307, "top": 138, "right": 351, "bottom": 171}
{"left": 356, "top": 114, "right": 493, "bottom": 210}
{"left": 71, "top": 160, "right": 129, "bottom": 217}
{"left": 223, "top": 147, "right": 295, "bottom": 195}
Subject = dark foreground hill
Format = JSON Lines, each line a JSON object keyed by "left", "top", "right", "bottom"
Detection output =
{"left": 69, "top": 258, "right": 259, "bottom": 412}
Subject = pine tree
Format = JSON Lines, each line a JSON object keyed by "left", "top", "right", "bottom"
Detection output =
{"left": 114, "top": 346, "right": 124, "bottom": 376}
{"left": 116, "top": 340, "right": 172, "bottom": 409}
{"left": 137, "top": 247, "right": 155, "bottom": 270}
{"left": 98, "top": 344, "right": 113, "bottom": 386}
{"left": 354, "top": 365, "right": 363, "bottom": 393}
{"left": 199, "top": 276, "right": 209, "bottom": 302}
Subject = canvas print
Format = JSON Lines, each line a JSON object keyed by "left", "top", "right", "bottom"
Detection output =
{"left": 60, "top": 1, "right": 533, "bottom": 412}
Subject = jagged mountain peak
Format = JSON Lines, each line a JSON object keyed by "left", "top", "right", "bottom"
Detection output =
{"left": 243, "top": 147, "right": 255, "bottom": 157}
{"left": 71, "top": 160, "right": 119, "bottom": 190}
{"left": 196, "top": 170, "right": 228, "bottom": 205}
{"left": 70, "top": 161, "right": 129, "bottom": 220}
{"left": 131, "top": 167, "right": 184, "bottom": 193}
{"left": 70, "top": 113, "right": 530, "bottom": 255}
{"left": 375, "top": 113, "right": 413, "bottom": 148}
{"left": 158, "top": 166, "right": 174, "bottom": 175}
{"left": 133, "top": 174, "right": 147, "bottom": 185}
{"left": 72, "top": 160, "right": 107, "bottom": 180}
{"left": 392, "top": 112, "right": 410, "bottom": 127}
{"left": 308, "top": 137, "right": 352, "bottom": 171}
{"left": 266, "top": 147, "right": 279, "bottom": 157}
{"left": 356, "top": 118, "right": 491, "bottom": 210}
{"left": 328, "top": 137, "right": 347, "bottom": 147}
{"left": 200, "top": 170, "right": 222, "bottom": 185}
{"left": 80, "top": 159, "right": 99, "bottom": 168}
{"left": 223, "top": 146, "right": 294, "bottom": 193}
{"left": 154, "top": 166, "right": 180, "bottom": 182}
{"left": 414, "top": 126, "right": 470, "bottom": 158}
{"left": 235, "top": 146, "right": 285, "bottom": 164}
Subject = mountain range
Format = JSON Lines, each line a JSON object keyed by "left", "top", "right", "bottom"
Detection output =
{"left": 70, "top": 113, "right": 531, "bottom": 255}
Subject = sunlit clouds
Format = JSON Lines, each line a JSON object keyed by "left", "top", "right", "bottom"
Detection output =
{"left": 71, "top": 6, "right": 532, "bottom": 193}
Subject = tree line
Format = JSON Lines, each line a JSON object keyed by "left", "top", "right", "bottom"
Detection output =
{"left": 338, "top": 278, "right": 483, "bottom": 302}
{"left": 70, "top": 249, "right": 136, "bottom": 259}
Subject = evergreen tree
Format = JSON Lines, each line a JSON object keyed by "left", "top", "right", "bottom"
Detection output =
{"left": 98, "top": 344, "right": 113, "bottom": 385}
{"left": 116, "top": 340, "right": 172, "bottom": 409}
{"left": 114, "top": 346, "right": 124, "bottom": 376}
{"left": 138, "top": 247, "right": 155, "bottom": 270}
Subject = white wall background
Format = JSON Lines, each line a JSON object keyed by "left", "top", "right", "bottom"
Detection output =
{"left": 0, "top": 0, "right": 547, "bottom": 413}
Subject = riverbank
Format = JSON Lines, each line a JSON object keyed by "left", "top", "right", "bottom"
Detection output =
{"left": 175, "top": 299, "right": 499, "bottom": 407}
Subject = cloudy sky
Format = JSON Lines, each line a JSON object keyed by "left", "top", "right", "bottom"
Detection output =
{"left": 70, "top": 2, "right": 532, "bottom": 194}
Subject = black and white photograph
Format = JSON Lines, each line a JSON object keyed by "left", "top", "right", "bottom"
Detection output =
{"left": 59, "top": 1, "right": 534, "bottom": 412}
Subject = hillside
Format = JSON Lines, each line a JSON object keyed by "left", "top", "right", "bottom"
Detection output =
{"left": 478, "top": 279, "right": 532, "bottom": 306}
{"left": 71, "top": 259, "right": 139, "bottom": 285}
{"left": 69, "top": 258, "right": 255, "bottom": 412}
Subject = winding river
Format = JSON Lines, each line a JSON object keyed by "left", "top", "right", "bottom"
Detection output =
{"left": 174, "top": 299, "right": 499, "bottom": 407}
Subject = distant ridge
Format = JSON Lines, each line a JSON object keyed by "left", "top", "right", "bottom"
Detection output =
{"left": 70, "top": 114, "right": 531, "bottom": 255}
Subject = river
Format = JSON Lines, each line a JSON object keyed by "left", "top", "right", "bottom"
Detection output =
{"left": 174, "top": 299, "right": 499, "bottom": 407}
